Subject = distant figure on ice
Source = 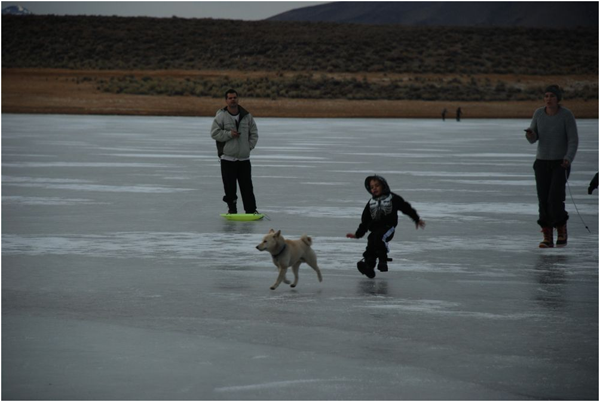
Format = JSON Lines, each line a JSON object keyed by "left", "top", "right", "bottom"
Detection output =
{"left": 441, "top": 108, "right": 447, "bottom": 121}
{"left": 456, "top": 107, "right": 462, "bottom": 121}
{"left": 588, "top": 172, "right": 598, "bottom": 194}
{"left": 211, "top": 89, "right": 260, "bottom": 214}
{"left": 346, "top": 175, "right": 425, "bottom": 278}
{"left": 525, "top": 85, "right": 578, "bottom": 248}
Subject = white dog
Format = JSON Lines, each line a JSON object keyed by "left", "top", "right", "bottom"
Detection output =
{"left": 256, "top": 229, "right": 323, "bottom": 290}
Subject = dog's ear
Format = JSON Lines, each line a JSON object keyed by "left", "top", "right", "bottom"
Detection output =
{"left": 268, "top": 229, "right": 275, "bottom": 234}
{"left": 275, "top": 230, "right": 281, "bottom": 237}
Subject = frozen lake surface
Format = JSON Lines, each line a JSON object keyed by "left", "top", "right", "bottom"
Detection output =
{"left": 2, "top": 114, "right": 598, "bottom": 400}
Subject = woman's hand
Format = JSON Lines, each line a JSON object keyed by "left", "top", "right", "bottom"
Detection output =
{"left": 416, "top": 220, "right": 426, "bottom": 229}
{"left": 346, "top": 233, "right": 357, "bottom": 239}
{"left": 525, "top": 128, "right": 536, "bottom": 141}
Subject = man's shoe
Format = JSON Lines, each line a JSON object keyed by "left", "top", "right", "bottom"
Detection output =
{"left": 227, "top": 202, "right": 237, "bottom": 214}
{"left": 223, "top": 196, "right": 237, "bottom": 214}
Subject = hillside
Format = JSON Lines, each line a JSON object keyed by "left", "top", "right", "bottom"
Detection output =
{"left": 2, "top": 15, "right": 597, "bottom": 75}
{"left": 268, "top": 1, "right": 599, "bottom": 28}
{"left": 1, "top": 15, "right": 597, "bottom": 117}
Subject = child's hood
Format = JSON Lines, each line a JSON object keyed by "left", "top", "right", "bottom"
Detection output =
{"left": 364, "top": 175, "right": 391, "bottom": 196}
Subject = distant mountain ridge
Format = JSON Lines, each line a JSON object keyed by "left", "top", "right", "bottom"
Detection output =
{"left": 267, "top": 2, "right": 598, "bottom": 28}
{"left": 2, "top": 5, "right": 32, "bottom": 15}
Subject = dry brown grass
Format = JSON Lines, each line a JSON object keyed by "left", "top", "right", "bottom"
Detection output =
{"left": 2, "top": 68, "right": 598, "bottom": 118}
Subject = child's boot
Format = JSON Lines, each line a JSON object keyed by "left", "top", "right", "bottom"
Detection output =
{"left": 358, "top": 254, "right": 376, "bottom": 279}
{"left": 356, "top": 259, "right": 367, "bottom": 276}
{"left": 365, "top": 257, "right": 376, "bottom": 278}
{"left": 375, "top": 252, "right": 388, "bottom": 272}
{"left": 539, "top": 227, "right": 554, "bottom": 248}
{"left": 356, "top": 258, "right": 376, "bottom": 278}
{"left": 377, "top": 258, "right": 388, "bottom": 272}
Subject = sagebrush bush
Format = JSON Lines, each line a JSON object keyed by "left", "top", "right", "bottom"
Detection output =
{"left": 94, "top": 74, "right": 598, "bottom": 101}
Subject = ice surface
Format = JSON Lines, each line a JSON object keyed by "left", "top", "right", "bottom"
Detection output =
{"left": 2, "top": 114, "right": 598, "bottom": 400}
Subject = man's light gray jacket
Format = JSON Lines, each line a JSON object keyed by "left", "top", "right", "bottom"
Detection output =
{"left": 211, "top": 106, "right": 258, "bottom": 160}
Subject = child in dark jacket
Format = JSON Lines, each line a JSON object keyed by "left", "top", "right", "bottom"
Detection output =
{"left": 346, "top": 175, "right": 425, "bottom": 278}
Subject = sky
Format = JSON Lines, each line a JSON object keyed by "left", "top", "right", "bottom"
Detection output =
{"left": 1, "top": 1, "right": 329, "bottom": 20}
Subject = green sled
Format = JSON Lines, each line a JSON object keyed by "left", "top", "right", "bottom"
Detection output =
{"left": 220, "top": 213, "right": 264, "bottom": 221}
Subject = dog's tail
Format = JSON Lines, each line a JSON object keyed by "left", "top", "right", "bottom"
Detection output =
{"left": 301, "top": 234, "right": 312, "bottom": 246}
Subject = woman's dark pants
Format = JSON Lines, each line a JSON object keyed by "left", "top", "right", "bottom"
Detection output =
{"left": 220, "top": 159, "right": 257, "bottom": 213}
{"left": 533, "top": 159, "right": 570, "bottom": 228}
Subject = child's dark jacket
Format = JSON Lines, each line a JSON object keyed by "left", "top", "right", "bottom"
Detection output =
{"left": 354, "top": 175, "right": 420, "bottom": 239}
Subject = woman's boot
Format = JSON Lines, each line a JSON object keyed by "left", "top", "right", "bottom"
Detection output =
{"left": 539, "top": 227, "right": 554, "bottom": 248}
{"left": 556, "top": 223, "right": 568, "bottom": 247}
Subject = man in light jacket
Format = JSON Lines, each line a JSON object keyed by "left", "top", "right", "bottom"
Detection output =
{"left": 211, "top": 89, "right": 259, "bottom": 214}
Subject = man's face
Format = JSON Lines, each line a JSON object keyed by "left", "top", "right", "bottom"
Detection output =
{"left": 226, "top": 93, "right": 238, "bottom": 109}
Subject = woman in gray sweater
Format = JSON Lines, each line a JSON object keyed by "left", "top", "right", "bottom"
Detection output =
{"left": 525, "top": 85, "right": 578, "bottom": 248}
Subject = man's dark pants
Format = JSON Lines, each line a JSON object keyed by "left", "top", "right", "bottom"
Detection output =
{"left": 220, "top": 159, "right": 257, "bottom": 213}
{"left": 534, "top": 159, "right": 570, "bottom": 228}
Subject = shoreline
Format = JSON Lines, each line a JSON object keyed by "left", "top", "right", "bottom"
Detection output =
{"left": 2, "top": 68, "right": 598, "bottom": 119}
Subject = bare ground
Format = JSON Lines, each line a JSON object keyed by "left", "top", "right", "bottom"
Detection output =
{"left": 2, "top": 68, "right": 598, "bottom": 118}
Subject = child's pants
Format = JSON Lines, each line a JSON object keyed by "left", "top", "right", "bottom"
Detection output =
{"left": 363, "top": 226, "right": 395, "bottom": 261}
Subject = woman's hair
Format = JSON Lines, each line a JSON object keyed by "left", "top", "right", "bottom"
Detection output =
{"left": 545, "top": 85, "right": 562, "bottom": 102}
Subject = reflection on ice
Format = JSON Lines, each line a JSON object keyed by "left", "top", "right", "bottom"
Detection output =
{"left": 301, "top": 182, "right": 351, "bottom": 186}
{"left": 262, "top": 206, "right": 362, "bottom": 218}
{"left": 332, "top": 169, "right": 533, "bottom": 178}
{"left": 2, "top": 196, "right": 106, "bottom": 206}
{"left": 2, "top": 162, "right": 172, "bottom": 168}
{"left": 4, "top": 182, "right": 193, "bottom": 193}
{"left": 214, "top": 379, "right": 329, "bottom": 393}
{"left": 3, "top": 176, "right": 194, "bottom": 193}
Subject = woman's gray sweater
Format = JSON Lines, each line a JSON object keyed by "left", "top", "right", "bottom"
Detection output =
{"left": 527, "top": 106, "right": 579, "bottom": 163}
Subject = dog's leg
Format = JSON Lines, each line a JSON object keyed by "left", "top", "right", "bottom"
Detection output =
{"left": 305, "top": 251, "right": 323, "bottom": 282}
{"left": 270, "top": 266, "right": 288, "bottom": 290}
{"left": 290, "top": 262, "right": 301, "bottom": 288}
